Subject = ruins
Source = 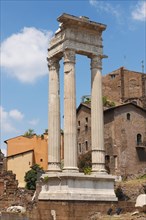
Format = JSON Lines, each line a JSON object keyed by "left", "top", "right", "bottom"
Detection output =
{"left": 38, "top": 13, "right": 117, "bottom": 201}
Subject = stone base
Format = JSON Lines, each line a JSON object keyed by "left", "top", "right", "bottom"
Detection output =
{"left": 38, "top": 172, "right": 117, "bottom": 201}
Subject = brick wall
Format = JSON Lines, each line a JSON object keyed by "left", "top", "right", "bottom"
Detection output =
{"left": 77, "top": 103, "right": 146, "bottom": 176}
{"left": 102, "top": 67, "right": 146, "bottom": 109}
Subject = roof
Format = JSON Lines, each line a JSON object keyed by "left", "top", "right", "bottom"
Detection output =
{"left": 77, "top": 102, "right": 146, "bottom": 114}
{"left": 4, "top": 134, "right": 37, "bottom": 143}
{"left": 7, "top": 149, "right": 34, "bottom": 158}
{"left": 107, "top": 66, "right": 146, "bottom": 76}
{"left": 57, "top": 13, "right": 107, "bottom": 31}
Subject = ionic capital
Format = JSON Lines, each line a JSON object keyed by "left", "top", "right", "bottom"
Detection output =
{"left": 64, "top": 49, "right": 76, "bottom": 64}
{"left": 47, "top": 57, "right": 60, "bottom": 72}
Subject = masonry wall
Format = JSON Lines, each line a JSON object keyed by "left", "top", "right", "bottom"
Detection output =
{"left": 77, "top": 105, "right": 91, "bottom": 155}
{"left": 113, "top": 105, "right": 146, "bottom": 175}
{"left": 77, "top": 103, "right": 146, "bottom": 176}
{"left": 102, "top": 67, "right": 146, "bottom": 109}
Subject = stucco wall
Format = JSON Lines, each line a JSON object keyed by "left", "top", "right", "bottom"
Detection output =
{"left": 6, "top": 135, "right": 48, "bottom": 171}
{"left": 7, "top": 151, "right": 33, "bottom": 187}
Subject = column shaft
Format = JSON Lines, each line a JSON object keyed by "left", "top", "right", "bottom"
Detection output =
{"left": 48, "top": 57, "right": 61, "bottom": 172}
{"left": 63, "top": 49, "right": 78, "bottom": 172}
{"left": 91, "top": 56, "right": 106, "bottom": 173}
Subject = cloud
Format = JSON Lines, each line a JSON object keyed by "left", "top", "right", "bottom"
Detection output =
{"left": 1, "top": 27, "right": 52, "bottom": 83}
{"left": 89, "top": 0, "right": 121, "bottom": 20}
{"left": 0, "top": 106, "right": 18, "bottom": 133}
{"left": 1, "top": 148, "right": 7, "bottom": 156}
{"left": 9, "top": 109, "right": 24, "bottom": 120}
{"left": 0, "top": 106, "right": 24, "bottom": 132}
{"left": 28, "top": 118, "right": 39, "bottom": 126}
{"left": 131, "top": 1, "right": 146, "bottom": 21}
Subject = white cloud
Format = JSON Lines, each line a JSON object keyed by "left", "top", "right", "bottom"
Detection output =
{"left": 9, "top": 109, "right": 24, "bottom": 120}
{"left": 1, "top": 148, "right": 7, "bottom": 156}
{"left": 28, "top": 118, "right": 39, "bottom": 126}
{"left": 131, "top": 1, "right": 146, "bottom": 21}
{"left": 0, "top": 106, "right": 24, "bottom": 133}
{"left": 1, "top": 27, "right": 52, "bottom": 83}
{"left": 0, "top": 106, "right": 18, "bottom": 133}
{"left": 89, "top": 0, "right": 121, "bottom": 20}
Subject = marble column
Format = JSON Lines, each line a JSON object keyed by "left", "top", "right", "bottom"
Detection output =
{"left": 90, "top": 55, "right": 106, "bottom": 173}
{"left": 63, "top": 49, "right": 78, "bottom": 172}
{"left": 48, "top": 57, "right": 61, "bottom": 172}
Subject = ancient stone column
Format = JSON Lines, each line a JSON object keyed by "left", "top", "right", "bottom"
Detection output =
{"left": 63, "top": 49, "right": 78, "bottom": 172}
{"left": 48, "top": 57, "right": 61, "bottom": 172}
{"left": 91, "top": 55, "right": 106, "bottom": 173}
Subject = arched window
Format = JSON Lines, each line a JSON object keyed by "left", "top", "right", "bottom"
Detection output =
{"left": 85, "top": 141, "right": 88, "bottom": 151}
{"left": 137, "top": 134, "right": 142, "bottom": 145}
{"left": 127, "top": 113, "right": 130, "bottom": 120}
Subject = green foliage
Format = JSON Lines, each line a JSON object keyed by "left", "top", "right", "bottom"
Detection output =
{"left": 78, "top": 151, "right": 92, "bottom": 174}
{"left": 102, "top": 96, "right": 115, "bottom": 107}
{"left": 24, "top": 129, "right": 35, "bottom": 137}
{"left": 109, "top": 101, "right": 116, "bottom": 107}
{"left": 83, "top": 166, "right": 92, "bottom": 175}
{"left": 84, "top": 97, "right": 91, "bottom": 104}
{"left": 44, "top": 129, "right": 48, "bottom": 134}
{"left": 60, "top": 160, "right": 64, "bottom": 170}
{"left": 24, "top": 164, "right": 44, "bottom": 190}
{"left": 138, "top": 174, "right": 146, "bottom": 180}
{"left": 43, "top": 176, "right": 49, "bottom": 183}
{"left": 102, "top": 96, "right": 108, "bottom": 106}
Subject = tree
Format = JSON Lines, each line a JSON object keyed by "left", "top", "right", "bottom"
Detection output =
{"left": 78, "top": 151, "right": 92, "bottom": 174}
{"left": 24, "top": 164, "right": 44, "bottom": 190}
{"left": 23, "top": 129, "right": 35, "bottom": 137}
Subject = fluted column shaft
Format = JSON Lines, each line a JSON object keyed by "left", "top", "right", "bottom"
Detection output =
{"left": 63, "top": 49, "right": 78, "bottom": 172}
{"left": 48, "top": 57, "right": 61, "bottom": 172}
{"left": 91, "top": 55, "right": 106, "bottom": 173}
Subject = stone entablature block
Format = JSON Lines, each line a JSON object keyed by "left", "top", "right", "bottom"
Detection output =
{"left": 48, "top": 13, "right": 106, "bottom": 59}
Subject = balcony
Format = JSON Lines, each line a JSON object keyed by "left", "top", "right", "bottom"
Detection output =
{"left": 136, "top": 142, "right": 146, "bottom": 149}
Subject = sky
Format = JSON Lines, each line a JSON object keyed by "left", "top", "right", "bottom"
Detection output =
{"left": 0, "top": 0, "right": 146, "bottom": 155}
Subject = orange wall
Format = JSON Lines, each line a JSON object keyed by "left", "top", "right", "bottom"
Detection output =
{"left": 6, "top": 135, "right": 48, "bottom": 170}
{"left": 6, "top": 133, "right": 64, "bottom": 171}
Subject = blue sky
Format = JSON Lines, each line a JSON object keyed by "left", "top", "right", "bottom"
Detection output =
{"left": 1, "top": 0, "right": 146, "bottom": 155}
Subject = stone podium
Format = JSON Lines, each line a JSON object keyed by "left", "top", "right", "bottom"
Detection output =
{"left": 38, "top": 13, "right": 117, "bottom": 202}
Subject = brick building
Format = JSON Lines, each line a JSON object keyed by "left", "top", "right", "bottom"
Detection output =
{"left": 102, "top": 67, "right": 146, "bottom": 109}
{"left": 77, "top": 102, "right": 146, "bottom": 176}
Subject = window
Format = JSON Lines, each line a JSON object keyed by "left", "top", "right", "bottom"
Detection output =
{"left": 114, "top": 156, "right": 118, "bottom": 170}
{"left": 105, "top": 155, "right": 110, "bottom": 163}
{"left": 40, "top": 158, "right": 43, "bottom": 162}
{"left": 110, "top": 74, "right": 116, "bottom": 79}
{"left": 137, "top": 134, "right": 142, "bottom": 145}
{"left": 85, "top": 117, "right": 88, "bottom": 123}
{"left": 132, "top": 101, "right": 137, "bottom": 105}
{"left": 78, "top": 121, "right": 80, "bottom": 126}
{"left": 85, "top": 141, "right": 88, "bottom": 151}
{"left": 78, "top": 143, "right": 82, "bottom": 153}
{"left": 127, "top": 113, "right": 130, "bottom": 120}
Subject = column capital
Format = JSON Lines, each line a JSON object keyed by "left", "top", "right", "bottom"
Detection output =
{"left": 64, "top": 49, "right": 76, "bottom": 64}
{"left": 90, "top": 55, "right": 102, "bottom": 70}
{"left": 47, "top": 57, "right": 60, "bottom": 71}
